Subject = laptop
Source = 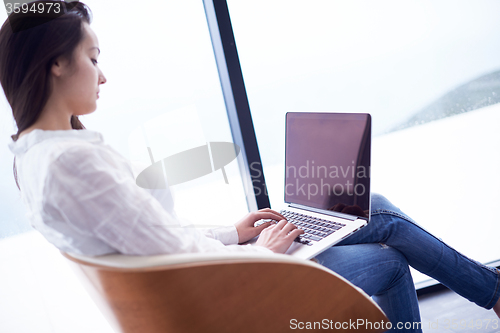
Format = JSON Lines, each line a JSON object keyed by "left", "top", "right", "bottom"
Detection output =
{"left": 249, "top": 112, "right": 372, "bottom": 260}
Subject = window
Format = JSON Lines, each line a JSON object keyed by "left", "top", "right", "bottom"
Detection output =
{"left": 227, "top": 0, "right": 500, "bottom": 284}
{"left": 0, "top": 1, "right": 250, "bottom": 331}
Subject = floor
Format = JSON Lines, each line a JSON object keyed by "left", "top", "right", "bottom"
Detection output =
{"left": 419, "top": 288, "right": 499, "bottom": 332}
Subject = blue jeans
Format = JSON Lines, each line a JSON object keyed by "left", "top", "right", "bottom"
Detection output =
{"left": 315, "top": 193, "right": 500, "bottom": 332}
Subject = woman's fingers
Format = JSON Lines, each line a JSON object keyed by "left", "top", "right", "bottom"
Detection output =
{"left": 265, "top": 220, "right": 302, "bottom": 237}
{"left": 236, "top": 210, "right": 289, "bottom": 244}
{"left": 278, "top": 222, "right": 304, "bottom": 240}
{"left": 255, "top": 221, "right": 273, "bottom": 231}
{"left": 281, "top": 220, "right": 299, "bottom": 234}
{"left": 256, "top": 212, "right": 287, "bottom": 223}
{"left": 260, "top": 219, "right": 285, "bottom": 234}
{"left": 273, "top": 219, "right": 288, "bottom": 229}
{"left": 287, "top": 228, "right": 304, "bottom": 239}
{"left": 273, "top": 210, "right": 287, "bottom": 221}
{"left": 256, "top": 219, "right": 304, "bottom": 254}
{"left": 256, "top": 208, "right": 286, "bottom": 222}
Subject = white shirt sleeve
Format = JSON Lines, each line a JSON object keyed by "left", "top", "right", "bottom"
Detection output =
{"left": 128, "top": 159, "right": 241, "bottom": 245}
{"left": 42, "top": 145, "right": 272, "bottom": 255}
{"left": 200, "top": 226, "right": 240, "bottom": 245}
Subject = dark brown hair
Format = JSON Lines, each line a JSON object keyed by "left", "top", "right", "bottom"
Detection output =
{"left": 0, "top": 1, "right": 93, "bottom": 189}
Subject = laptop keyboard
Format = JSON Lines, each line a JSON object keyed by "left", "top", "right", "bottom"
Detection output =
{"left": 280, "top": 210, "right": 346, "bottom": 246}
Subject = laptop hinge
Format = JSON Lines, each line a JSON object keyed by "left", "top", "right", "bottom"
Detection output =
{"left": 288, "top": 203, "right": 358, "bottom": 221}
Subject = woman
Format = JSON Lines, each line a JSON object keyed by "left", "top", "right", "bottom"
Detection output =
{"left": 1, "top": 2, "right": 499, "bottom": 331}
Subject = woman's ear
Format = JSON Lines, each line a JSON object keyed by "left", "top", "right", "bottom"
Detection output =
{"left": 51, "top": 57, "right": 69, "bottom": 78}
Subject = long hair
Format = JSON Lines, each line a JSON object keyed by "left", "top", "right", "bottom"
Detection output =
{"left": 0, "top": 1, "right": 92, "bottom": 190}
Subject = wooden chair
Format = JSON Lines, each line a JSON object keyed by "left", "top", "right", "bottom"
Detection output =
{"left": 61, "top": 251, "right": 388, "bottom": 333}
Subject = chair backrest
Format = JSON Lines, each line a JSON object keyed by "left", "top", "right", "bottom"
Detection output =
{"left": 62, "top": 251, "right": 388, "bottom": 333}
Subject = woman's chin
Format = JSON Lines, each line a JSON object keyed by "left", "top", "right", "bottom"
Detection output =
{"left": 75, "top": 108, "right": 97, "bottom": 117}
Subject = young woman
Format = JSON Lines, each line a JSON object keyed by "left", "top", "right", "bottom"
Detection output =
{"left": 1, "top": 2, "right": 499, "bottom": 331}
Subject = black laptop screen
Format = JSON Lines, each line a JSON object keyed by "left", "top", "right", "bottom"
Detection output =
{"left": 284, "top": 112, "right": 371, "bottom": 219}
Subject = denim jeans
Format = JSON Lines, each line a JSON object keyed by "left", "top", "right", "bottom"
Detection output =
{"left": 315, "top": 193, "right": 500, "bottom": 332}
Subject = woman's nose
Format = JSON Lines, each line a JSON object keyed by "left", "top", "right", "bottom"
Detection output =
{"left": 99, "top": 69, "right": 107, "bottom": 85}
{"left": 99, "top": 74, "right": 107, "bottom": 85}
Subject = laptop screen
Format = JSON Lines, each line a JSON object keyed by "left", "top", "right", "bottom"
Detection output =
{"left": 285, "top": 112, "right": 371, "bottom": 220}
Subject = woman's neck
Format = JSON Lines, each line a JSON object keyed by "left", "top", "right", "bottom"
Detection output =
{"left": 18, "top": 106, "right": 73, "bottom": 139}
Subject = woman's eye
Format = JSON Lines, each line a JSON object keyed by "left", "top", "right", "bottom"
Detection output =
{"left": 91, "top": 59, "right": 98, "bottom": 65}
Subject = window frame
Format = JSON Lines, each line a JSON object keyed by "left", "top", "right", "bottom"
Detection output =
{"left": 203, "top": 0, "right": 270, "bottom": 211}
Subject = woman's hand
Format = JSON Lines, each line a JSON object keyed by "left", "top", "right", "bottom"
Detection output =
{"left": 255, "top": 220, "right": 304, "bottom": 254}
{"left": 234, "top": 208, "right": 288, "bottom": 244}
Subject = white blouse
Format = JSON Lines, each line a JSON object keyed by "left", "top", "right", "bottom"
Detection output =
{"left": 8, "top": 129, "right": 272, "bottom": 256}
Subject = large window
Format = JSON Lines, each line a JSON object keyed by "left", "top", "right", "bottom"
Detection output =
{"left": 227, "top": 0, "right": 500, "bottom": 284}
{"left": 0, "top": 1, "right": 252, "bottom": 236}
{"left": 0, "top": 1, "right": 250, "bottom": 331}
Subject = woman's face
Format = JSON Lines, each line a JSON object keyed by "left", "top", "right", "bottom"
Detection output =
{"left": 55, "top": 22, "right": 106, "bottom": 116}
